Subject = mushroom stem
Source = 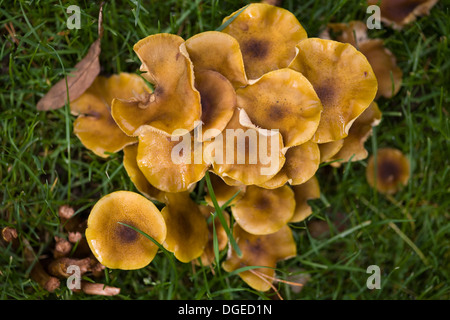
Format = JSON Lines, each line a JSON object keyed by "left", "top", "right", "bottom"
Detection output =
{"left": 29, "top": 262, "right": 61, "bottom": 293}
{"left": 2, "top": 227, "right": 60, "bottom": 292}
{"left": 75, "top": 281, "right": 121, "bottom": 296}
{"left": 23, "top": 238, "right": 61, "bottom": 293}
{"left": 58, "top": 205, "right": 85, "bottom": 233}
{"left": 48, "top": 257, "right": 92, "bottom": 278}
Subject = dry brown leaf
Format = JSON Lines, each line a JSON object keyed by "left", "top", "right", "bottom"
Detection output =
{"left": 36, "top": 3, "right": 104, "bottom": 111}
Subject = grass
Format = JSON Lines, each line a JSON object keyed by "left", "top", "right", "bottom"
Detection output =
{"left": 0, "top": 0, "right": 449, "bottom": 300}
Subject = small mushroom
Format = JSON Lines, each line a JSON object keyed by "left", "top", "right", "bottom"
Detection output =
{"left": 194, "top": 70, "right": 237, "bottom": 142}
{"left": 367, "top": 0, "right": 439, "bottom": 30}
{"left": 76, "top": 281, "right": 121, "bottom": 296}
{"left": 258, "top": 140, "right": 320, "bottom": 189}
{"left": 206, "top": 108, "right": 286, "bottom": 186}
{"left": 236, "top": 68, "right": 323, "bottom": 149}
{"left": 222, "top": 224, "right": 297, "bottom": 292}
{"left": 111, "top": 33, "right": 202, "bottom": 136}
{"left": 288, "top": 38, "right": 378, "bottom": 143}
{"left": 329, "top": 102, "right": 382, "bottom": 167}
{"left": 221, "top": 3, "right": 307, "bottom": 80}
{"left": 184, "top": 31, "right": 248, "bottom": 88}
{"left": 204, "top": 171, "right": 246, "bottom": 208}
{"left": 85, "top": 191, "right": 167, "bottom": 270}
{"left": 161, "top": 192, "right": 209, "bottom": 263}
{"left": 70, "top": 73, "right": 146, "bottom": 157}
{"left": 290, "top": 176, "right": 321, "bottom": 223}
{"left": 122, "top": 144, "right": 167, "bottom": 203}
{"left": 231, "top": 185, "right": 295, "bottom": 235}
{"left": 136, "top": 128, "right": 209, "bottom": 193}
{"left": 366, "top": 147, "right": 410, "bottom": 194}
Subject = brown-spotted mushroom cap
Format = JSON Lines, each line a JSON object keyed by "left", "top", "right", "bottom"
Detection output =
{"left": 136, "top": 128, "right": 209, "bottom": 193}
{"left": 206, "top": 108, "right": 285, "bottom": 186}
{"left": 366, "top": 147, "right": 410, "bottom": 194}
{"left": 221, "top": 3, "right": 307, "bottom": 80}
{"left": 290, "top": 176, "right": 321, "bottom": 223}
{"left": 194, "top": 70, "right": 237, "bottom": 142}
{"left": 258, "top": 140, "right": 320, "bottom": 189}
{"left": 196, "top": 204, "right": 230, "bottom": 266}
{"left": 367, "top": 0, "right": 438, "bottom": 30}
{"left": 325, "top": 22, "right": 402, "bottom": 99}
{"left": 359, "top": 39, "right": 403, "bottom": 99}
{"left": 222, "top": 224, "right": 297, "bottom": 292}
{"left": 231, "top": 185, "right": 295, "bottom": 235}
{"left": 330, "top": 102, "right": 382, "bottom": 167}
{"left": 183, "top": 31, "right": 248, "bottom": 88}
{"left": 288, "top": 38, "right": 378, "bottom": 143}
{"left": 111, "top": 33, "right": 201, "bottom": 136}
{"left": 122, "top": 144, "right": 166, "bottom": 203}
{"left": 70, "top": 73, "right": 148, "bottom": 157}
{"left": 204, "top": 172, "right": 246, "bottom": 208}
{"left": 161, "top": 192, "right": 209, "bottom": 263}
{"left": 85, "top": 191, "right": 167, "bottom": 270}
{"left": 237, "top": 68, "right": 323, "bottom": 149}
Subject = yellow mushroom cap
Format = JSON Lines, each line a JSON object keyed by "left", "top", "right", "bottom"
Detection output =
{"left": 325, "top": 21, "right": 402, "bottom": 99}
{"left": 221, "top": 3, "right": 307, "bottom": 80}
{"left": 289, "top": 38, "right": 378, "bottom": 143}
{"left": 136, "top": 128, "right": 209, "bottom": 193}
{"left": 111, "top": 33, "right": 201, "bottom": 136}
{"left": 212, "top": 171, "right": 248, "bottom": 187}
{"left": 359, "top": 40, "right": 403, "bottom": 99}
{"left": 319, "top": 140, "right": 345, "bottom": 164}
{"left": 366, "top": 147, "right": 410, "bottom": 194}
{"left": 236, "top": 68, "right": 323, "bottom": 149}
{"left": 222, "top": 224, "right": 297, "bottom": 292}
{"left": 85, "top": 191, "right": 167, "bottom": 270}
{"left": 330, "top": 102, "right": 382, "bottom": 167}
{"left": 71, "top": 73, "right": 147, "bottom": 157}
{"left": 184, "top": 31, "right": 248, "bottom": 88}
{"left": 367, "top": 0, "right": 438, "bottom": 30}
{"left": 122, "top": 144, "right": 166, "bottom": 203}
{"left": 290, "top": 176, "right": 321, "bottom": 223}
{"left": 204, "top": 171, "right": 246, "bottom": 208}
{"left": 206, "top": 108, "right": 286, "bottom": 186}
{"left": 161, "top": 192, "right": 209, "bottom": 263}
{"left": 196, "top": 204, "right": 230, "bottom": 266}
{"left": 231, "top": 185, "right": 295, "bottom": 235}
{"left": 258, "top": 140, "right": 320, "bottom": 189}
{"left": 195, "top": 70, "right": 237, "bottom": 142}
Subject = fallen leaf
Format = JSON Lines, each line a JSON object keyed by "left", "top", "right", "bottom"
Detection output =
{"left": 37, "top": 3, "right": 104, "bottom": 111}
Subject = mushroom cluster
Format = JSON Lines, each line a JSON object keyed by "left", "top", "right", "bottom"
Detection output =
{"left": 74, "top": 3, "right": 382, "bottom": 293}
